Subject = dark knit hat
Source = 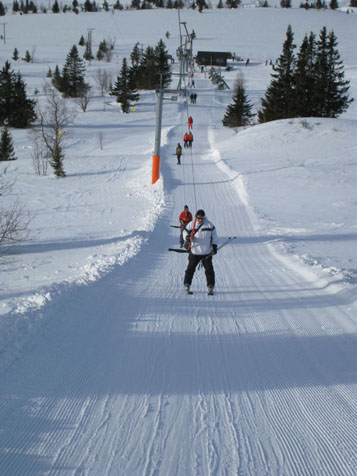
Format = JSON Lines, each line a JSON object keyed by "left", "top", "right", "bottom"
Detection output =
{"left": 195, "top": 209, "right": 205, "bottom": 218}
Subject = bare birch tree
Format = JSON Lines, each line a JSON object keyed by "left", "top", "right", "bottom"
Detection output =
{"left": 95, "top": 68, "right": 112, "bottom": 96}
{"left": 0, "top": 166, "right": 30, "bottom": 248}
{"left": 36, "top": 83, "right": 75, "bottom": 177}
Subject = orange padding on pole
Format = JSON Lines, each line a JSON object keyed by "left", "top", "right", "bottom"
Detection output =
{"left": 152, "top": 155, "right": 160, "bottom": 184}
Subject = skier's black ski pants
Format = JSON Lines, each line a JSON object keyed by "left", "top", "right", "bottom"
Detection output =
{"left": 184, "top": 252, "right": 215, "bottom": 287}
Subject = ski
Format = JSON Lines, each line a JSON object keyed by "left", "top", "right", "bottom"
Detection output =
{"left": 170, "top": 225, "right": 182, "bottom": 228}
{"left": 168, "top": 248, "right": 189, "bottom": 253}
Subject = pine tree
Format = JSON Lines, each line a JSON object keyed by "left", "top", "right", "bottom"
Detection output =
{"left": 61, "top": 45, "right": 87, "bottom": 97}
{"left": 110, "top": 58, "right": 139, "bottom": 113}
{"left": 294, "top": 32, "right": 316, "bottom": 117}
{"left": 12, "top": 48, "right": 19, "bottom": 61}
{"left": 96, "top": 40, "right": 108, "bottom": 61}
{"left": 0, "top": 128, "right": 17, "bottom": 161}
{"left": 130, "top": 42, "right": 143, "bottom": 67}
{"left": 52, "top": 0, "right": 60, "bottom": 12}
{"left": 24, "top": 50, "right": 32, "bottom": 63}
{"left": 50, "top": 141, "right": 65, "bottom": 177}
{"left": 222, "top": 75, "right": 254, "bottom": 128}
{"left": 11, "top": 75, "right": 36, "bottom": 128}
{"left": 258, "top": 25, "right": 296, "bottom": 123}
{"left": 83, "top": 41, "right": 94, "bottom": 61}
{"left": 312, "top": 27, "right": 330, "bottom": 117}
{"left": 0, "top": 61, "right": 36, "bottom": 128}
{"left": 154, "top": 39, "right": 171, "bottom": 89}
{"left": 136, "top": 46, "right": 156, "bottom": 89}
{"left": 197, "top": 0, "right": 207, "bottom": 11}
{"left": 84, "top": 0, "right": 93, "bottom": 10}
{"left": 316, "top": 29, "right": 352, "bottom": 117}
{"left": 72, "top": 0, "right": 78, "bottom": 12}
{"left": 52, "top": 65, "right": 64, "bottom": 92}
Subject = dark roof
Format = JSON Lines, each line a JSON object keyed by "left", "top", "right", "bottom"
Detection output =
{"left": 196, "top": 51, "right": 231, "bottom": 57}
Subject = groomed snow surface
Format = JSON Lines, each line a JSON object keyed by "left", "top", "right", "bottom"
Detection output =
{"left": 1, "top": 5, "right": 357, "bottom": 476}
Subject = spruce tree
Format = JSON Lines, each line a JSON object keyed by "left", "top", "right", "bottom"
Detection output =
{"left": 0, "top": 128, "right": 17, "bottom": 161}
{"left": 320, "top": 29, "right": 352, "bottom": 117}
{"left": 24, "top": 50, "right": 32, "bottom": 63}
{"left": 52, "top": 0, "right": 60, "bottom": 12}
{"left": 130, "top": 42, "right": 143, "bottom": 67}
{"left": 258, "top": 25, "right": 296, "bottom": 123}
{"left": 294, "top": 32, "right": 316, "bottom": 117}
{"left": 11, "top": 75, "right": 36, "bottom": 128}
{"left": 135, "top": 46, "right": 156, "bottom": 89}
{"left": 0, "top": 61, "right": 36, "bottom": 128}
{"left": 83, "top": 41, "right": 94, "bottom": 61}
{"left": 52, "top": 65, "right": 64, "bottom": 92}
{"left": 12, "top": 48, "right": 19, "bottom": 61}
{"left": 50, "top": 141, "right": 65, "bottom": 177}
{"left": 222, "top": 75, "right": 254, "bottom": 128}
{"left": 311, "top": 27, "right": 330, "bottom": 117}
{"left": 154, "top": 39, "right": 171, "bottom": 89}
{"left": 110, "top": 58, "right": 139, "bottom": 113}
{"left": 61, "top": 45, "right": 87, "bottom": 97}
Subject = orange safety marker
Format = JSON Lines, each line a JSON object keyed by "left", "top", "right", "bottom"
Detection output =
{"left": 152, "top": 154, "right": 160, "bottom": 184}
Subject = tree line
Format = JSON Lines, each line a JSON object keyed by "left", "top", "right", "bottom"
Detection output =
{"left": 2, "top": 0, "right": 356, "bottom": 15}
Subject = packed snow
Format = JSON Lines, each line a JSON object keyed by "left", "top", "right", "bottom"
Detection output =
{"left": 0, "top": 4, "right": 356, "bottom": 475}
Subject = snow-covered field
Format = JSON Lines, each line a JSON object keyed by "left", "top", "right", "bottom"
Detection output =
{"left": 0, "top": 4, "right": 356, "bottom": 475}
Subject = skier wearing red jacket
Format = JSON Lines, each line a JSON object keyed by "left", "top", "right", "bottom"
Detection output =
{"left": 179, "top": 205, "right": 192, "bottom": 247}
{"left": 188, "top": 116, "right": 193, "bottom": 129}
{"left": 183, "top": 132, "right": 189, "bottom": 148}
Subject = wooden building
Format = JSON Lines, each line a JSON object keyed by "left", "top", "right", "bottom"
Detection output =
{"left": 195, "top": 51, "right": 231, "bottom": 67}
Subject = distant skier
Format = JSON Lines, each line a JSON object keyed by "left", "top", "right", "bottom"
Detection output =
{"left": 176, "top": 143, "right": 182, "bottom": 165}
{"left": 184, "top": 132, "right": 189, "bottom": 148}
{"left": 187, "top": 132, "right": 193, "bottom": 148}
{"left": 188, "top": 116, "right": 193, "bottom": 129}
{"left": 183, "top": 209, "right": 217, "bottom": 295}
{"left": 179, "top": 205, "right": 193, "bottom": 247}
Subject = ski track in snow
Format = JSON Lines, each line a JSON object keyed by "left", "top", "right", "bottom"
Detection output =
{"left": 0, "top": 76, "right": 357, "bottom": 476}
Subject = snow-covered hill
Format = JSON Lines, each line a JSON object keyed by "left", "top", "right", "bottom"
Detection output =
{"left": 0, "top": 6, "right": 356, "bottom": 475}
